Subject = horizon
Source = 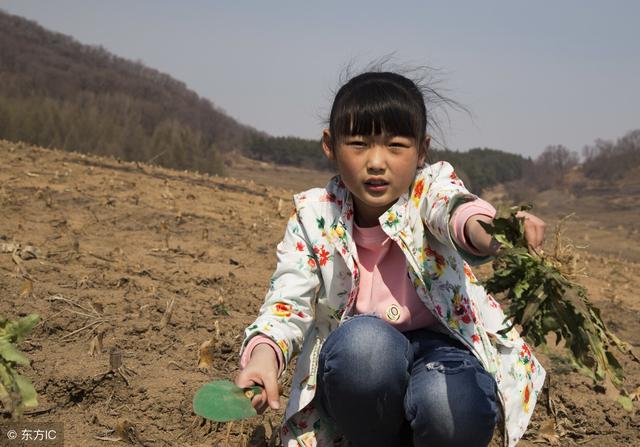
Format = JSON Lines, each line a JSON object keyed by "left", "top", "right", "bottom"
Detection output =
{"left": 2, "top": 1, "right": 639, "bottom": 158}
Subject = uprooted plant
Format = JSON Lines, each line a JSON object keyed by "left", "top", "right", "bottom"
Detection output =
{"left": 0, "top": 314, "right": 39, "bottom": 417}
{"left": 481, "top": 206, "right": 639, "bottom": 391}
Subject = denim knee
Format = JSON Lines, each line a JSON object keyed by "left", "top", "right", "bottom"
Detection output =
{"left": 405, "top": 348, "right": 498, "bottom": 447}
{"left": 317, "top": 316, "right": 413, "bottom": 446}
{"left": 320, "top": 315, "right": 411, "bottom": 393}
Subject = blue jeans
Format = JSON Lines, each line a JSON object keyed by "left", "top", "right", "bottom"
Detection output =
{"left": 316, "top": 315, "right": 498, "bottom": 447}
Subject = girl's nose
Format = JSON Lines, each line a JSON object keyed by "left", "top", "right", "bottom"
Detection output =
{"left": 366, "top": 145, "right": 386, "bottom": 172}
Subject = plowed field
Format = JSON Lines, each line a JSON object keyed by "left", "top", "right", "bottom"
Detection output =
{"left": 1, "top": 141, "right": 638, "bottom": 446}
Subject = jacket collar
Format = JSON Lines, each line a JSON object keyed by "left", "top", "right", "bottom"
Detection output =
{"left": 378, "top": 190, "right": 409, "bottom": 237}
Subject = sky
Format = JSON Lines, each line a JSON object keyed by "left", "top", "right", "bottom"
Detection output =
{"left": 2, "top": 0, "right": 639, "bottom": 157}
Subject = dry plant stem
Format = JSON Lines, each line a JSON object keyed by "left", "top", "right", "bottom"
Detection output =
{"left": 61, "top": 320, "right": 105, "bottom": 339}
{"left": 87, "top": 331, "right": 104, "bottom": 357}
{"left": 87, "top": 251, "right": 115, "bottom": 263}
{"left": 550, "top": 213, "right": 585, "bottom": 280}
{"left": 95, "top": 365, "right": 136, "bottom": 387}
{"left": 239, "top": 420, "right": 245, "bottom": 447}
{"left": 0, "top": 406, "right": 57, "bottom": 417}
{"left": 115, "top": 364, "right": 137, "bottom": 386}
{"left": 110, "top": 349, "right": 123, "bottom": 370}
{"left": 105, "top": 390, "right": 114, "bottom": 410}
{"left": 159, "top": 340, "right": 176, "bottom": 354}
{"left": 46, "top": 294, "right": 96, "bottom": 314}
{"left": 166, "top": 360, "right": 183, "bottom": 370}
{"left": 160, "top": 296, "right": 176, "bottom": 329}
{"left": 11, "top": 250, "right": 31, "bottom": 278}
{"left": 88, "top": 349, "right": 137, "bottom": 387}
{"left": 225, "top": 422, "right": 233, "bottom": 447}
{"left": 46, "top": 294, "right": 109, "bottom": 339}
{"left": 267, "top": 417, "right": 279, "bottom": 447}
{"left": 65, "top": 308, "right": 100, "bottom": 319}
{"left": 175, "top": 416, "right": 199, "bottom": 441}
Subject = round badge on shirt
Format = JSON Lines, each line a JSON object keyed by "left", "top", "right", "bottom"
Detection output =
{"left": 386, "top": 304, "right": 401, "bottom": 322}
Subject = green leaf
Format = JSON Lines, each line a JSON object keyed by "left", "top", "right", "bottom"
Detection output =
{"left": 10, "top": 314, "right": 39, "bottom": 343}
{"left": 0, "top": 313, "right": 40, "bottom": 417}
{"left": 193, "top": 380, "right": 262, "bottom": 422}
{"left": 0, "top": 362, "right": 12, "bottom": 386}
{"left": 513, "top": 281, "right": 528, "bottom": 299}
{"left": 618, "top": 395, "right": 633, "bottom": 412}
{"left": 0, "top": 341, "right": 30, "bottom": 366}
{"left": 605, "top": 351, "right": 624, "bottom": 385}
{"left": 14, "top": 373, "right": 37, "bottom": 408}
{"left": 0, "top": 314, "right": 39, "bottom": 344}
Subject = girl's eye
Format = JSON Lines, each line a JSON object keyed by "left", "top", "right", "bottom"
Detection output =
{"left": 346, "top": 140, "right": 366, "bottom": 147}
{"left": 389, "top": 141, "right": 411, "bottom": 148}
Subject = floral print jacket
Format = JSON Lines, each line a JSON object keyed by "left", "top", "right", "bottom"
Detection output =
{"left": 241, "top": 161, "right": 546, "bottom": 446}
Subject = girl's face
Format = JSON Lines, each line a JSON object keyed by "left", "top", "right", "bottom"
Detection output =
{"left": 322, "top": 129, "right": 428, "bottom": 227}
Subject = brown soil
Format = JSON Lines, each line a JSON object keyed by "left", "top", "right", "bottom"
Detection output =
{"left": 1, "top": 141, "right": 638, "bottom": 446}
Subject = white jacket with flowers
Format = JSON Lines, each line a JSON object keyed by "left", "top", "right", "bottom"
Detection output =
{"left": 241, "top": 161, "right": 546, "bottom": 447}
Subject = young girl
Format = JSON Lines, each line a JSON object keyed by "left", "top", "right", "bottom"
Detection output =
{"left": 235, "top": 71, "right": 546, "bottom": 447}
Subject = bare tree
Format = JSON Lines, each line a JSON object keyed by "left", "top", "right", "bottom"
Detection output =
{"left": 532, "top": 145, "right": 579, "bottom": 190}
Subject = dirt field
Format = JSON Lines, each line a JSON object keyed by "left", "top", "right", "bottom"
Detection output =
{"left": 1, "top": 141, "right": 638, "bottom": 446}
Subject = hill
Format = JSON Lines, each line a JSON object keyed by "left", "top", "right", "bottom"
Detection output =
{"left": 0, "top": 10, "right": 535, "bottom": 192}
{"left": 1, "top": 141, "right": 639, "bottom": 446}
{"left": 0, "top": 10, "right": 261, "bottom": 174}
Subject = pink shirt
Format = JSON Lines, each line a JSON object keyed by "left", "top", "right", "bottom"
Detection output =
{"left": 240, "top": 198, "right": 496, "bottom": 372}
{"left": 352, "top": 223, "right": 437, "bottom": 331}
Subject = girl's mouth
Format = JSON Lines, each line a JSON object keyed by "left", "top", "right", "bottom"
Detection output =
{"left": 364, "top": 179, "right": 389, "bottom": 192}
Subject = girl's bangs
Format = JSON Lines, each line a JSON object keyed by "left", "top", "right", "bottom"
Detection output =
{"left": 332, "top": 86, "right": 422, "bottom": 140}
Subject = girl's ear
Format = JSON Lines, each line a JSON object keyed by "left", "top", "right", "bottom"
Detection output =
{"left": 418, "top": 135, "right": 430, "bottom": 168}
{"left": 322, "top": 129, "right": 335, "bottom": 161}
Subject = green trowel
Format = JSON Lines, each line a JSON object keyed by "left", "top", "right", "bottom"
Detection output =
{"left": 193, "top": 380, "right": 262, "bottom": 422}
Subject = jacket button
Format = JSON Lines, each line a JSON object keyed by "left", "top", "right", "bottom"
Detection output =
{"left": 386, "top": 304, "right": 401, "bottom": 321}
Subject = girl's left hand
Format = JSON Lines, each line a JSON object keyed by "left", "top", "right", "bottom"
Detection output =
{"left": 515, "top": 211, "right": 546, "bottom": 253}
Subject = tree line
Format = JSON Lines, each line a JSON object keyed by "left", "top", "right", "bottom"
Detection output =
{"left": 524, "top": 129, "right": 640, "bottom": 190}
{"left": 247, "top": 135, "right": 534, "bottom": 193}
{"left": 498, "top": 128, "right": 640, "bottom": 203}
{"left": 582, "top": 129, "right": 640, "bottom": 181}
{"left": 247, "top": 135, "right": 331, "bottom": 171}
{"left": 430, "top": 148, "right": 532, "bottom": 192}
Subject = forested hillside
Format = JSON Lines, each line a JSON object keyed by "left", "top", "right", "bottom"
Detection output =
{"left": 0, "top": 10, "right": 260, "bottom": 174}
{"left": 246, "top": 135, "right": 330, "bottom": 170}
{"left": 431, "top": 147, "right": 532, "bottom": 192}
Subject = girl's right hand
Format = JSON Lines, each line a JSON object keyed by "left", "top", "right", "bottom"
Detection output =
{"left": 234, "top": 344, "right": 281, "bottom": 413}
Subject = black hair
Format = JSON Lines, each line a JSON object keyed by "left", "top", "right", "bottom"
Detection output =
{"left": 326, "top": 61, "right": 467, "bottom": 153}
{"left": 329, "top": 72, "right": 427, "bottom": 146}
